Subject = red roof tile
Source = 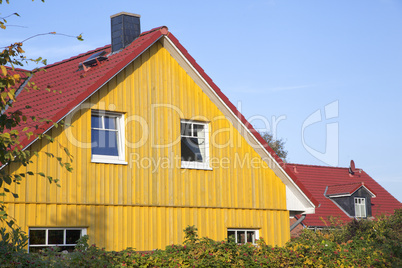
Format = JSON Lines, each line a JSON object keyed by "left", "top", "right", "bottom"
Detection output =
{"left": 287, "top": 163, "right": 402, "bottom": 226}
{"left": 325, "top": 182, "right": 376, "bottom": 197}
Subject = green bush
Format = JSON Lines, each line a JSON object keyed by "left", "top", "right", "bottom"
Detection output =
{"left": 1, "top": 209, "right": 400, "bottom": 267}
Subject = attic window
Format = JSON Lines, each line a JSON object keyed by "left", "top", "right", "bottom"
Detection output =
{"left": 180, "top": 120, "right": 211, "bottom": 170}
{"left": 79, "top": 51, "right": 108, "bottom": 71}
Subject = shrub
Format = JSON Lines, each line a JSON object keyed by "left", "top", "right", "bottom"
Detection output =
{"left": 1, "top": 209, "right": 400, "bottom": 267}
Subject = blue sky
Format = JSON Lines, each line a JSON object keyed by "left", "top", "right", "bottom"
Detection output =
{"left": 2, "top": 0, "right": 401, "bottom": 202}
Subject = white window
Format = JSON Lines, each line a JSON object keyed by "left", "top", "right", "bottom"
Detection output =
{"left": 91, "top": 111, "right": 126, "bottom": 164}
{"left": 227, "top": 229, "right": 259, "bottom": 244}
{"left": 180, "top": 120, "right": 211, "bottom": 170}
{"left": 354, "top": 197, "right": 366, "bottom": 218}
{"left": 28, "top": 228, "right": 87, "bottom": 253}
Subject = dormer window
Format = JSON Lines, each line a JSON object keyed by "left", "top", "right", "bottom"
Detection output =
{"left": 354, "top": 197, "right": 366, "bottom": 218}
{"left": 325, "top": 182, "right": 375, "bottom": 219}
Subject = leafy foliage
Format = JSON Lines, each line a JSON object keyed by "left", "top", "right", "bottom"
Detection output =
{"left": 1, "top": 209, "right": 400, "bottom": 267}
{"left": 0, "top": 0, "right": 82, "bottom": 224}
{"left": 260, "top": 131, "right": 288, "bottom": 161}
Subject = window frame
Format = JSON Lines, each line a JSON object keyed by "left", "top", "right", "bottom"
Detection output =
{"left": 28, "top": 227, "right": 87, "bottom": 253}
{"left": 227, "top": 228, "right": 259, "bottom": 245}
{"left": 354, "top": 197, "right": 366, "bottom": 218}
{"left": 180, "top": 119, "right": 211, "bottom": 170}
{"left": 91, "top": 110, "right": 127, "bottom": 165}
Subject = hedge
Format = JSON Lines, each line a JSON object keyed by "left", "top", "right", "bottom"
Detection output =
{"left": 1, "top": 208, "right": 400, "bottom": 267}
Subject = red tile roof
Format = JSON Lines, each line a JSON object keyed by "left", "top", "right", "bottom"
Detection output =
{"left": 3, "top": 25, "right": 318, "bottom": 209}
{"left": 287, "top": 163, "right": 401, "bottom": 226}
{"left": 325, "top": 182, "right": 376, "bottom": 197}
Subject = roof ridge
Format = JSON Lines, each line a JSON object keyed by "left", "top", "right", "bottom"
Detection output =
{"left": 5, "top": 66, "right": 30, "bottom": 72}
{"left": 289, "top": 163, "right": 352, "bottom": 170}
{"left": 40, "top": 27, "right": 165, "bottom": 71}
{"left": 139, "top": 26, "right": 166, "bottom": 37}
{"left": 328, "top": 182, "right": 363, "bottom": 187}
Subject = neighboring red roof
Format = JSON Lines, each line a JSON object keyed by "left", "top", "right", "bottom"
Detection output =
{"left": 287, "top": 163, "right": 402, "bottom": 226}
{"left": 3, "top": 25, "right": 318, "bottom": 208}
{"left": 325, "top": 182, "right": 376, "bottom": 197}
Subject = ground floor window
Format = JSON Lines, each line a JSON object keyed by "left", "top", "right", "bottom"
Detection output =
{"left": 227, "top": 229, "right": 259, "bottom": 244}
{"left": 28, "top": 228, "right": 86, "bottom": 253}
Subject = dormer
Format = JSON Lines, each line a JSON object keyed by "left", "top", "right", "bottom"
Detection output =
{"left": 325, "top": 182, "right": 376, "bottom": 219}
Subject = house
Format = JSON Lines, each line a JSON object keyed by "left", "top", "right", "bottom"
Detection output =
{"left": 1, "top": 12, "right": 317, "bottom": 252}
{"left": 287, "top": 162, "right": 401, "bottom": 236}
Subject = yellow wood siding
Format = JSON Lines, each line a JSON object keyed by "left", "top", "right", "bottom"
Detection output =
{"left": 2, "top": 41, "right": 290, "bottom": 251}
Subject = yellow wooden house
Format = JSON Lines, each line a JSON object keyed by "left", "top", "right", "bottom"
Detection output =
{"left": 1, "top": 12, "right": 316, "bottom": 252}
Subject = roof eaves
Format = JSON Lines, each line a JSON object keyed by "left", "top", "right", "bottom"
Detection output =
{"left": 350, "top": 184, "right": 377, "bottom": 198}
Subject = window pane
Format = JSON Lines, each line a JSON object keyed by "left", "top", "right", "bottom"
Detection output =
{"left": 48, "top": 230, "right": 64, "bottom": 244}
{"left": 181, "top": 122, "right": 192, "bottom": 136}
{"left": 237, "top": 231, "right": 245, "bottom": 244}
{"left": 91, "top": 115, "right": 102, "bottom": 129}
{"left": 193, "top": 124, "right": 205, "bottom": 138}
{"left": 227, "top": 231, "right": 236, "bottom": 242}
{"left": 247, "top": 231, "right": 255, "bottom": 244}
{"left": 66, "top": 230, "right": 81, "bottom": 244}
{"left": 30, "top": 230, "right": 46, "bottom": 245}
{"left": 104, "top": 116, "right": 116, "bottom": 130}
{"left": 92, "top": 129, "right": 119, "bottom": 156}
{"left": 181, "top": 137, "right": 203, "bottom": 162}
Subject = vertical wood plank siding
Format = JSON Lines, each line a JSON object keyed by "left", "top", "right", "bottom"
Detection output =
{"left": 2, "top": 42, "right": 290, "bottom": 251}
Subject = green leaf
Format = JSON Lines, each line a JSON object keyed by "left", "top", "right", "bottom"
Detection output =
{"left": 3, "top": 176, "right": 11, "bottom": 185}
{"left": 38, "top": 172, "right": 45, "bottom": 177}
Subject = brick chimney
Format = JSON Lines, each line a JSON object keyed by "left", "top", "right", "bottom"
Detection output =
{"left": 110, "top": 12, "right": 141, "bottom": 53}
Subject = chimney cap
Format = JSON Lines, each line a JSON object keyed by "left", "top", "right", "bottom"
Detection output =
{"left": 110, "top": 12, "right": 141, "bottom": 19}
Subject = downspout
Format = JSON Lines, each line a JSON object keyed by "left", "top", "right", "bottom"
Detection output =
{"left": 290, "top": 214, "right": 306, "bottom": 231}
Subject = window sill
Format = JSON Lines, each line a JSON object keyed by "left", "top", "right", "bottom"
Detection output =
{"left": 181, "top": 161, "right": 212, "bottom": 170}
{"left": 91, "top": 158, "right": 128, "bottom": 165}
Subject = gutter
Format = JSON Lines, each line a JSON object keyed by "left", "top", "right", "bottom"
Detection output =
{"left": 290, "top": 214, "right": 306, "bottom": 231}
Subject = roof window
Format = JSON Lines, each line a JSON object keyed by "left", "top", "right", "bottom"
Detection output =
{"left": 79, "top": 51, "right": 108, "bottom": 71}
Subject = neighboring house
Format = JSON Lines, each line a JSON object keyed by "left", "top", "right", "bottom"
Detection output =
{"left": 288, "top": 162, "right": 401, "bottom": 236}
{"left": 1, "top": 13, "right": 317, "bottom": 252}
